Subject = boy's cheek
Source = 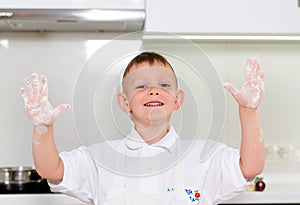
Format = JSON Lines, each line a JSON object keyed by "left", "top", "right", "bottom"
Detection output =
{"left": 127, "top": 92, "right": 144, "bottom": 107}
{"left": 163, "top": 89, "right": 177, "bottom": 99}
{"left": 126, "top": 91, "right": 138, "bottom": 103}
{"left": 122, "top": 88, "right": 135, "bottom": 101}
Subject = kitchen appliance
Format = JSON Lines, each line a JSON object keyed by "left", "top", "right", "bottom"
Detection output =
{"left": 0, "top": 9, "right": 145, "bottom": 32}
{"left": 0, "top": 0, "right": 145, "bottom": 32}
{"left": 0, "top": 167, "right": 51, "bottom": 194}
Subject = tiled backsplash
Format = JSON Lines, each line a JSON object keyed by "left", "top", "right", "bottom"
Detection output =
{"left": 265, "top": 144, "right": 300, "bottom": 162}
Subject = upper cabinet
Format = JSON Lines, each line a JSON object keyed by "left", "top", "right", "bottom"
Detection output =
{"left": 0, "top": 0, "right": 144, "bottom": 9}
{"left": 145, "top": 0, "right": 300, "bottom": 34}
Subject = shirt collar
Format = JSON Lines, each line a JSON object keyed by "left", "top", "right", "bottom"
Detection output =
{"left": 125, "top": 125, "right": 178, "bottom": 153}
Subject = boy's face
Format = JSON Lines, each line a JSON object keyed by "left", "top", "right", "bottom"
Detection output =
{"left": 117, "top": 61, "right": 184, "bottom": 128}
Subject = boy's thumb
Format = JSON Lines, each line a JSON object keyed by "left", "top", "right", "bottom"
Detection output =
{"left": 53, "top": 104, "right": 71, "bottom": 120}
{"left": 223, "top": 83, "right": 238, "bottom": 96}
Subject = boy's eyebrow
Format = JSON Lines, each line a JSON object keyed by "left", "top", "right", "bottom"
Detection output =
{"left": 122, "top": 67, "right": 179, "bottom": 90}
{"left": 132, "top": 78, "right": 147, "bottom": 85}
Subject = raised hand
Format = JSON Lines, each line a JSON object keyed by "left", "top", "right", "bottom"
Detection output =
{"left": 20, "top": 73, "right": 70, "bottom": 134}
{"left": 224, "top": 59, "right": 264, "bottom": 109}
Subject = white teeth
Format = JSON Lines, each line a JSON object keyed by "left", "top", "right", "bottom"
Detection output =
{"left": 144, "top": 102, "right": 163, "bottom": 107}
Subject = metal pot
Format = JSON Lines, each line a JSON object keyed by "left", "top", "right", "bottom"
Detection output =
{"left": 0, "top": 167, "right": 51, "bottom": 194}
{"left": 0, "top": 166, "right": 40, "bottom": 184}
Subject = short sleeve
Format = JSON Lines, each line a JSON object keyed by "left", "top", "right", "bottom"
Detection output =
{"left": 214, "top": 146, "right": 252, "bottom": 204}
{"left": 48, "top": 146, "right": 98, "bottom": 203}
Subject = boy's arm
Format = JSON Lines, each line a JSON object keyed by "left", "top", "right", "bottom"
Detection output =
{"left": 224, "top": 59, "right": 265, "bottom": 179}
{"left": 238, "top": 106, "right": 264, "bottom": 179}
{"left": 32, "top": 124, "right": 64, "bottom": 181}
{"left": 20, "top": 73, "right": 70, "bottom": 181}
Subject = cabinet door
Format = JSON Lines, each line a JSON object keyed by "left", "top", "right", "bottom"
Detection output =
{"left": 145, "top": 0, "right": 300, "bottom": 34}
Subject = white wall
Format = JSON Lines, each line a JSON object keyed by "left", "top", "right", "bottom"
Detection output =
{"left": 0, "top": 33, "right": 299, "bottom": 172}
{"left": 0, "top": 32, "right": 85, "bottom": 166}
{"left": 199, "top": 42, "right": 300, "bottom": 147}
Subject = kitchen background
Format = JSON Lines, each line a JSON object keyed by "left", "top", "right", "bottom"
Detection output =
{"left": 0, "top": 0, "right": 300, "bottom": 203}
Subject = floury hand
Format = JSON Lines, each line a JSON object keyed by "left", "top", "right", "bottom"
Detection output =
{"left": 20, "top": 73, "right": 70, "bottom": 134}
{"left": 224, "top": 58, "right": 265, "bottom": 110}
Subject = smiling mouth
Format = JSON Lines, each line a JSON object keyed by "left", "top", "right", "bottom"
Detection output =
{"left": 144, "top": 101, "right": 164, "bottom": 107}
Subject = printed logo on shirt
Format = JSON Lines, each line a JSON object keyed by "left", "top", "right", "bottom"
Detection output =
{"left": 167, "top": 187, "right": 201, "bottom": 202}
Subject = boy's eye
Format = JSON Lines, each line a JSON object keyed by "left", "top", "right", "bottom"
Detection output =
{"left": 160, "top": 83, "right": 170, "bottom": 88}
{"left": 136, "top": 85, "right": 147, "bottom": 89}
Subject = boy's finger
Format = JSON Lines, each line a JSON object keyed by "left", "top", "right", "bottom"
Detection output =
{"left": 223, "top": 83, "right": 238, "bottom": 96}
{"left": 25, "top": 76, "right": 34, "bottom": 99}
{"left": 256, "top": 67, "right": 264, "bottom": 81}
{"left": 32, "top": 73, "right": 41, "bottom": 97}
{"left": 52, "top": 104, "right": 71, "bottom": 120}
{"left": 244, "top": 59, "right": 252, "bottom": 81}
{"left": 41, "top": 75, "right": 48, "bottom": 100}
{"left": 20, "top": 87, "right": 28, "bottom": 105}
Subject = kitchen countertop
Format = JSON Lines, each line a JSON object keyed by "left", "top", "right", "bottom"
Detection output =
{"left": 223, "top": 191, "right": 300, "bottom": 204}
{"left": 0, "top": 191, "right": 300, "bottom": 205}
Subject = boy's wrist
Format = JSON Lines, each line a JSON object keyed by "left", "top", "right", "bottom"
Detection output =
{"left": 239, "top": 105, "right": 258, "bottom": 114}
{"left": 34, "top": 124, "right": 53, "bottom": 135}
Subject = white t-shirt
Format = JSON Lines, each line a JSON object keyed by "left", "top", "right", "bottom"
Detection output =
{"left": 49, "top": 126, "right": 251, "bottom": 205}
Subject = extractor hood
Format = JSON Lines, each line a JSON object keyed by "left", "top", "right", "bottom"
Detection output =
{"left": 0, "top": 9, "right": 145, "bottom": 32}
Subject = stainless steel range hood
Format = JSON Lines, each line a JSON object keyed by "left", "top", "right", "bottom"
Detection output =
{"left": 0, "top": 9, "right": 145, "bottom": 32}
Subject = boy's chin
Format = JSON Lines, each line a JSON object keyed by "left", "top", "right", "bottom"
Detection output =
{"left": 147, "top": 109, "right": 168, "bottom": 122}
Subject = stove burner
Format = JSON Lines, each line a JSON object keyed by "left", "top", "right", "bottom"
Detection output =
{"left": 0, "top": 179, "right": 51, "bottom": 194}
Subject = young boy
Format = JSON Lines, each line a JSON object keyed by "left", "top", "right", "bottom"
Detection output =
{"left": 20, "top": 52, "right": 265, "bottom": 205}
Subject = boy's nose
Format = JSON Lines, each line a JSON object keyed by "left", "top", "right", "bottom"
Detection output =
{"left": 148, "top": 87, "right": 160, "bottom": 96}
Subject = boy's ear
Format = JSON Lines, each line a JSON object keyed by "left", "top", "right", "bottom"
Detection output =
{"left": 117, "top": 92, "right": 131, "bottom": 113}
{"left": 174, "top": 89, "right": 184, "bottom": 110}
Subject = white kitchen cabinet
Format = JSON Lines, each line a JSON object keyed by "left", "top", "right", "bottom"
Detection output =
{"left": 0, "top": 0, "right": 144, "bottom": 9}
{"left": 145, "top": 0, "right": 300, "bottom": 34}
